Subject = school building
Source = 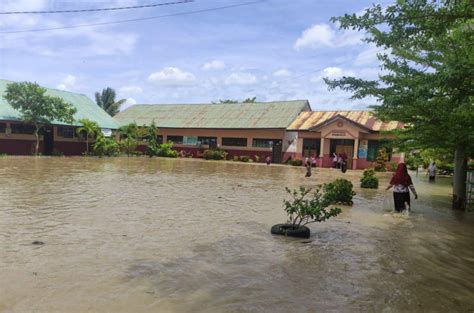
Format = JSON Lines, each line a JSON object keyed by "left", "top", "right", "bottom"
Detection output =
{"left": 0, "top": 79, "right": 119, "bottom": 155}
{"left": 115, "top": 101, "right": 404, "bottom": 169}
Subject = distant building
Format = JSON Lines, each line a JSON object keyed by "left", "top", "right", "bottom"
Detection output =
{"left": 115, "top": 101, "right": 404, "bottom": 168}
{"left": 0, "top": 79, "right": 119, "bottom": 155}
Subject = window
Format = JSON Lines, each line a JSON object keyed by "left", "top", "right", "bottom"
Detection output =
{"left": 0, "top": 123, "right": 6, "bottom": 133}
{"left": 198, "top": 136, "right": 217, "bottom": 145}
{"left": 303, "top": 139, "right": 320, "bottom": 157}
{"left": 222, "top": 137, "right": 247, "bottom": 147}
{"left": 252, "top": 138, "right": 282, "bottom": 148}
{"left": 57, "top": 126, "right": 75, "bottom": 138}
{"left": 11, "top": 123, "right": 35, "bottom": 135}
{"left": 367, "top": 140, "right": 392, "bottom": 161}
{"left": 157, "top": 135, "right": 163, "bottom": 145}
{"left": 167, "top": 135, "right": 183, "bottom": 144}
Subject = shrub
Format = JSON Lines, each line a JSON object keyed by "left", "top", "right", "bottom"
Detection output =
{"left": 389, "top": 161, "right": 398, "bottom": 172}
{"left": 437, "top": 161, "right": 454, "bottom": 175}
{"left": 292, "top": 159, "right": 303, "bottom": 166}
{"left": 145, "top": 121, "right": 159, "bottom": 157}
{"left": 156, "top": 141, "right": 179, "bottom": 158}
{"left": 283, "top": 186, "right": 342, "bottom": 228}
{"left": 254, "top": 155, "right": 261, "bottom": 162}
{"left": 120, "top": 137, "right": 139, "bottom": 156}
{"left": 203, "top": 149, "right": 227, "bottom": 160}
{"left": 324, "top": 178, "right": 356, "bottom": 205}
{"left": 360, "top": 169, "right": 379, "bottom": 189}
{"left": 239, "top": 155, "right": 250, "bottom": 162}
{"left": 233, "top": 155, "right": 239, "bottom": 161}
{"left": 374, "top": 148, "right": 388, "bottom": 172}
{"left": 93, "top": 135, "right": 120, "bottom": 157}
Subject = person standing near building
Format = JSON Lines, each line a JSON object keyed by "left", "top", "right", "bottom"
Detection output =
{"left": 305, "top": 158, "right": 312, "bottom": 177}
{"left": 311, "top": 155, "right": 317, "bottom": 168}
{"left": 332, "top": 153, "right": 338, "bottom": 168}
{"left": 340, "top": 152, "right": 348, "bottom": 173}
{"left": 427, "top": 162, "right": 437, "bottom": 182}
{"left": 386, "top": 163, "right": 418, "bottom": 212}
{"left": 265, "top": 156, "right": 271, "bottom": 165}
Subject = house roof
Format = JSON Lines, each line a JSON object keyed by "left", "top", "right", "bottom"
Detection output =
{"left": 115, "top": 100, "right": 311, "bottom": 129}
{"left": 0, "top": 79, "right": 119, "bottom": 129}
{"left": 287, "top": 110, "right": 403, "bottom": 132}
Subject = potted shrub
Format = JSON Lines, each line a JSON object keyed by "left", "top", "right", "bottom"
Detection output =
{"left": 271, "top": 186, "right": 342, "bottom": 239}
{"left": 324, "top": 178, "right": 356, "bottom": 205}
{"left": 360, "top": 169, "right": 379, "bottom": 189}
{"left": 203, "top": 149, "right": 227, "bottom": 160}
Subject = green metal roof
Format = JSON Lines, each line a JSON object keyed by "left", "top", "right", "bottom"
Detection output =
{"left": 115, "top": 100, "right": 310, "bottom": 129}
{"left": 0, "top": 79, "right": 119, "bottom": 129}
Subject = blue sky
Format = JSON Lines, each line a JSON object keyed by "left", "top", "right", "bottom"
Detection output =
{"left": 0, "top": 0, "right": 391, "bottom": 111}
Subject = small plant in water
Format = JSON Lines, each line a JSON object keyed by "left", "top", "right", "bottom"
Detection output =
{"left": 324, "top": 178, "right": 356, "bottom": 205}
{"left": 360, "top": 169, "right": 379, "bottom": 189}
{"left": 271, "top": 186, "right": 341, "bottom": 238}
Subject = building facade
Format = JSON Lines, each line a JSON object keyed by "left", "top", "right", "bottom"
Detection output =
{"left": 0, "top": 79, "right": 119, "bottom": 155}
{"left": 116, "top": 101, "right": 404, "bottom": 169}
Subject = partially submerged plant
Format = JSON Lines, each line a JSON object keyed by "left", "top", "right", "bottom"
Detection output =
{"left": 283, "top": 186, "right": 342, "bottom": 229}
{"left": 324, "top": 179, "right": 356, "bottom": 205}
{"left": 360, "top": 169, "right": 379, "bottom": 189}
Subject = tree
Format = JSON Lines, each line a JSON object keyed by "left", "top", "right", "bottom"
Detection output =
{"left": 76, "top": 118, "right": 100, "bottom": 155}
{"left": 118, "top": 122, "right": 147, "bottom": 156}
{"left": 243, "top": 97, "right": 257, "bottom": 103}
{"left": 4, "top": 82, "right": 77, "bottom": 155}
{"left": 212, "top": 97, "right": 258, "bottom": 104}
{"left": 325, "top": 1, "right": 474, "bottom": 209}
{"left": 95, "top": 87, "right": 126, "bottom": 116}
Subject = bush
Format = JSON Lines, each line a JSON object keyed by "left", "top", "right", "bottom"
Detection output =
{"left": 389, "top": 161, "right": 398, "bottom": 172}
{"left": 156, "top": 142, "right": 179, "bottom": 158}
{"left": 233, "top": 155, "right": 239, "bottom": 161}
{"left": 324, "top": 178, "right": 356, "bottom": 205}
{"left": 437, "top": 161, "right": 454, "bottom": 175}
{"left": 254, "top": 155, "right": 261, "bottom": 162}
{"left": 93, "top": 135, "right": 120, "bottom": 157}
{"left": 239, "top": 155, "right": 250, "bottom": 162}
{"left": 120, "top": 137, "right": 139, "bottom": 156}
{"left": 360, "top": 169, "right": 379, "bottom": 189}
{"left": 283, "top": 186, "right": 342, "bottom": 228}
{"left": 203, "top": 149, "right": 227, "bottom": 160}
{"left": 374, "top": 148, "right": 388, "bottom": 172}
{"left": 292, "top": 159, "right": 303, "bottom": 166}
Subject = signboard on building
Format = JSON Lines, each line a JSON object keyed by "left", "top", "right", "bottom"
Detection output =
{"left": 358, "top": 139, "right": 368, "bottom": 158}
{"left": 101, "top": 128, "right": 112, "bottom": 137}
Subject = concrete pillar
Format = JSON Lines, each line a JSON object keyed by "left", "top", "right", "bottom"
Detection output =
{"left": 352, "top": 138, "right": 359, "bottom": 170}
{"left": 319, "top": 137, "right": 325, "bottom": 157}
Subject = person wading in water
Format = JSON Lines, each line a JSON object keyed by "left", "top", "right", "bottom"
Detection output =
{"left": 386, "top": 163, "right": 418, "bottom": 212}
{"left": 305, "top": 157, "right": 312, "bottom": 177}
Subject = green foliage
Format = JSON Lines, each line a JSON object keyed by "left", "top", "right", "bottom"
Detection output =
{"left": 325, "top": 1, "right": 473, "bottom": 208}
{"left": 156, "top": 141, "right": 179, "bottom": 158}
{"left": 92, "top": 135, "right": 120, "bottom": 157}
{"left": 324, "top": 179, "right": 356, "bottom": 205}
{"left": 119, "top": 122, "right": 146, "bottom": 156}
{"left": 95, "top": 87, "right": 126, "bottom": 116}
{"left": 203, "top": 149, "right": 227, "bottom": 160}
{"left": 360, "top": 169, "right": 379, "bottom": 189}
{"left": 292, "top": 159, "right": 303, "bottom": 166}
{"left": 76, "top": 118, "right": 100, "bottom": 155}
{"left": 4, "top": 81, "right": 77, "bottom": 155}
{"left": 389, "top": 161, "right": 398, "bottom": 172}
{"left": 145, "top": 121, "right": 160, "bottom": 157}
{"left": 283, "top": 186, "right": 342, "bottom": 227}
{"left": 239, "top": 155, "right": 250, "bottom": 162}
{"left": 405, "top": 153, "right": 423, "bottom": 171}
{"left": 215, "top": 97, "right": 257, "bottom": 104}
{"left": 374, "top": 148, "right": 388, "bottom": 172}
{"left": 233, "top": 155, "right": 239, "bottom": 161}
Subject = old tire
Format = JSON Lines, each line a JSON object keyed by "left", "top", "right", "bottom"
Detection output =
{"left": 271, "top": 224, "right": 310, "bottom": 238}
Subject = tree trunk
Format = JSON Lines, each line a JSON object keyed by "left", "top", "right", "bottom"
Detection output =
{"left": 86, "top": 136, "right": 89, "bottom": 154}
{"left": 452, "top": 145, "right": 467, "bottom": 210}
{"left": 34, "top": 126, "right": 40, "bottom": 156}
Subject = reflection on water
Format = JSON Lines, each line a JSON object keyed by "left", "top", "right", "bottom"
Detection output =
{"left": 0, "top": 157, "right": 473, "bottom": 313}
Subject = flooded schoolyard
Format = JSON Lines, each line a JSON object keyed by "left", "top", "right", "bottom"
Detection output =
{"left": 0, "top": 157, "right": 473, "bottom": 313}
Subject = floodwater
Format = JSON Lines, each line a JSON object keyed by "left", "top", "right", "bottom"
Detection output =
{"left": 0, "top": 157, "right": 473, "bottom": 313}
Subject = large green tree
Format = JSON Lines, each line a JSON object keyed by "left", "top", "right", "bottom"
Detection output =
{"left": 325, "top": 0, "right": 473, "bottom": 209}
{"left": 95, "top": 87, "right": 126, "bottom": 116}
{"left": 4, "top": 82, "right": 77, "bottom": 155}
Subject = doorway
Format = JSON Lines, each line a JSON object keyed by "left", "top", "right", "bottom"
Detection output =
{"left": 43, "top": 126, "right": 54, "bottom": 156}
{"left": 272, "top": 141, "right": 283, "bottom": 163}
{"left": 330, "top": 139, "right": 354, "bottom": 169}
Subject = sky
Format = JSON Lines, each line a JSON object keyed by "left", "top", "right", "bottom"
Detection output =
{"left": 0, "top": 0, "right": 392, "bottom": 111}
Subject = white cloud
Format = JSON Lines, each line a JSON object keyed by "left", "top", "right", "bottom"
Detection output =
{"left": 310, "top": 67, "right": 354, "bottom": 84}
{"left": 224, "top": 72, "right": 257, "bottom": 85}
{"left": 120, "top": 97, "right": 137, "bottom": 111}
{"left": 273, "top": 69, "right": 291, "bottom": 77}
{"left": 294, "top": 23, "right": 364, "bottom": 50}
{"left": 119, "top": 85, "right": 143, "bottom": 95}
{"left": 202, "top": 60, "right": 226, "bottom": 70}
{"left": 354, "top": 45, "right": 380, "bottom": 66}
{"left": 56, "top": 74, "right": 76, "bottom": 91}
{"left": 148, "top": 67, "right": 196, "bottom": 86}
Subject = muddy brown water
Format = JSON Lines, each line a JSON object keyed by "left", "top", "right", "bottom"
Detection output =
{"left": 0, "top": 157, "right": 473, "bottom": 313}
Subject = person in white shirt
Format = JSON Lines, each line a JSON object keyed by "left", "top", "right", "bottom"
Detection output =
{"left": 427, "top": 162, "right": 437, "bottom": 183}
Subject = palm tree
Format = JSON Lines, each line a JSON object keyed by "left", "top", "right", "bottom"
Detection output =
{"left": 95, "top": 87, "right": 126, "bottom": 116}
{"left": 76, "top": 118, "right": 100, "bottom": 154}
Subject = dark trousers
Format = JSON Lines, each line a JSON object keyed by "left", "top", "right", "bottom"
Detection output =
{"left": 429, "top": 175, "right": 435, "bottom": 182}
{"left": 393, "top": 192, "right": 410, "bottom": 212}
